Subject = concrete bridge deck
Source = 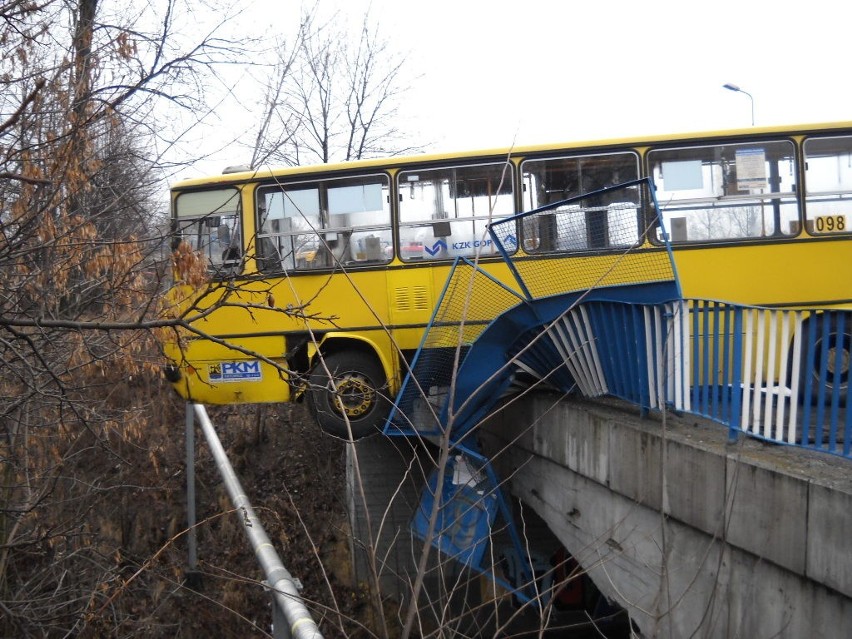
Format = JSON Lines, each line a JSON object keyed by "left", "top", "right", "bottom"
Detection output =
{"left": 350, "top": 394, "right": 852, "bottom": 637}
{"left": 479, "top": 394, "right": 852, "bottom": 638}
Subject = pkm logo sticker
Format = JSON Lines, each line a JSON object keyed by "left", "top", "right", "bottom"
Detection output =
{"left": 209, "top": 361, "right": 262, "bottom": 383}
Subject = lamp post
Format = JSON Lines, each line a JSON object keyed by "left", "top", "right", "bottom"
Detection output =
{"left": 722, "top": 83, "right": 755, "bottom": 126}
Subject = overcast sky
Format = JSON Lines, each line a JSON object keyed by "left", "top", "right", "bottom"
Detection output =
{"left": 179, "top": 0, "right": 851, "bottom": 176}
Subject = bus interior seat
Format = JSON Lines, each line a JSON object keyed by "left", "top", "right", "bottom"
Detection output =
{"left": 256, "top": 236, "right": 282, "bottom": 273}
{"left": 363, "top": 235, "right": 384, "bottom": 261}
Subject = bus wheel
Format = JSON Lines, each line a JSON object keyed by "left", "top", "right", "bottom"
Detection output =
{"left": 806, "top": 318, "right": 850, "bottom": 404}
{"left": 307, "top": 351, "right": 390, "bottom": 439}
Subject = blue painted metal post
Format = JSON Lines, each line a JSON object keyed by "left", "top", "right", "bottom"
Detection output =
{"left": 828, "top": 312, "right": 845, "bottom": 449}
{"left": 721, "top": 306, "right": 733, "bottom": 424}
{"left": 729, "top": 310, "right": 744, "bottom": 443}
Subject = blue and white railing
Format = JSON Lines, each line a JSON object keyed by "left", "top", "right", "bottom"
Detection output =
{"left": 383, "top": 180, "right": 851, "bottom": 610}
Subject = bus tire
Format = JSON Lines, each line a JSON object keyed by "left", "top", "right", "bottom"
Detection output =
{"left": 307, "top": 351, "right": 390, "bottom": 439}
{"left": 804, "top": 316, "right": 850, "bottom": 405}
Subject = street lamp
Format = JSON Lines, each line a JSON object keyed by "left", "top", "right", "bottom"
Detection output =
{"left": 722, "top": 83, "right": 755, "bottom": 126}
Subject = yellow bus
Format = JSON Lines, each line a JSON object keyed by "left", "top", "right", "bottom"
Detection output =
{"left": 161, "top": 121, "right": 852, "bottom": 438}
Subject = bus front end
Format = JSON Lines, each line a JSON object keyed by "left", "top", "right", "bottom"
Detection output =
{"left": 161, "top": 281, "right": 296, "bottom": 406}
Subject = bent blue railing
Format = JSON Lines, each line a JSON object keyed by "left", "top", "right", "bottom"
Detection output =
{"left": 382, "top": 178, "right": 851, "bottom": 606}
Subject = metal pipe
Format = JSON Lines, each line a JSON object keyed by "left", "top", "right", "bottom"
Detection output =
{"left": 193, "top": 404, "right": 323, "bottom": 639}
{"left": 186, "top": 403, "right": 198, "bottom": 572}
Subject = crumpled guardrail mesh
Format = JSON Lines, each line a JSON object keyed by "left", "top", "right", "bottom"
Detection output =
{"left": 385, "top": 179, "right": 678, "bottom": 438}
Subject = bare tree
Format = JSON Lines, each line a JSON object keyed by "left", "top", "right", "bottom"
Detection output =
{"left": 0, "top": 1, "right": 619, "bottom": 636}
{"left": 0, "top": 1, "right": 264, "bottom": 635}
{"left": 251, "top": 5, "right": 421, "bottom": 168}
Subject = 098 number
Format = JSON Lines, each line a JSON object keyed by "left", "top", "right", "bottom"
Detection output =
{"left": 815, "top": 215, "right": 847, "bottom": 233}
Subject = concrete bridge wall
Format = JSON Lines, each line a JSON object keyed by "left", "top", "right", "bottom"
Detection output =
{"left": 480, "top": 393, "right": 852, "bottom": 638}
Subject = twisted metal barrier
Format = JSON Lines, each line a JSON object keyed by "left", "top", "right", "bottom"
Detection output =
{"left": 382, "top": 179, "right": 851, "bottom": 607}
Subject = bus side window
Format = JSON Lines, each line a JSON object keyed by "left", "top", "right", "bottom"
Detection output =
{"left": 804, "top": 135, "right": 852, "bottom": 235}
{"left": 521, "top": 151, "right": 640, "bottom": 253}
{"left": 256, "top": 175, "right": 391, "bottom": 271}
{"left": 327, "top": 180, "right": 392, "bottom": 264}
{"left": 397, "top": 162, "right": 515, "bottom": 262}
{"left": 649, "top": 140, "right": 798, "bottom": 243}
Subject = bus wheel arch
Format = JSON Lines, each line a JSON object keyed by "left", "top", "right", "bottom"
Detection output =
{"left": 307, "top": 338, "right": 392, "bottom": 439}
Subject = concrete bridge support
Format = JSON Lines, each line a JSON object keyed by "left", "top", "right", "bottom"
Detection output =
{"left": 481, "top": 393, "right": 852, "bottom": 638}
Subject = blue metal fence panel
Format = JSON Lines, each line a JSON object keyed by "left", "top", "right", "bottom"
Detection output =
{"left": 394, "top": 289, "right": 852, "bottom": 459}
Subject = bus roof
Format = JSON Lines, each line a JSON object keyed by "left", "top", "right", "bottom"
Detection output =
{"left": 172, "top": 120, "right": 852, "bottom": 190}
